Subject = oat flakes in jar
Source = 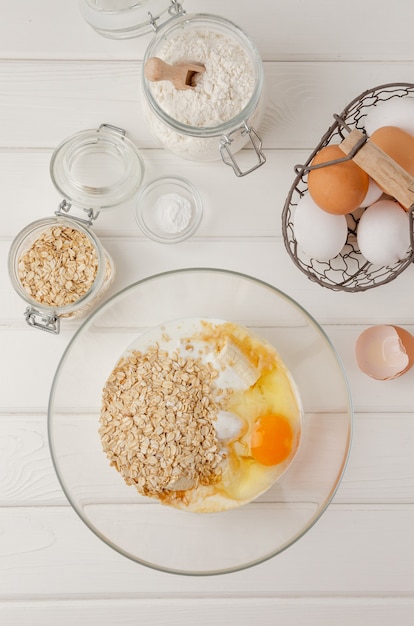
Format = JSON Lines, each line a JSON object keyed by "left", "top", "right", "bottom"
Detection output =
{"left": 8, "top": 124, "right": 144, "bottom": 334}
{"left": 79, "top": 1, "right": 266, "bottom": 177}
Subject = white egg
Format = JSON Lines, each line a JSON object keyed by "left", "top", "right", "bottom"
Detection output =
{"left": 293, "top": 193, "right": 348, "bottom": 261}
{"left": 359, "top": 177, "right": 383, "bottom": 208}
{"left": 357, "top": 199, "right": 410, "bottom": 266}
{"left": 364, "top": 97, "right": 414, "bottom": 137}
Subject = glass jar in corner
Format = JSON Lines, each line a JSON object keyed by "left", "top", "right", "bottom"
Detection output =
{"left": 8, "top": 124, "right": 145, "bottom": 334}
{"left": 79, "top": 1, "right": 266, "bottom": 177}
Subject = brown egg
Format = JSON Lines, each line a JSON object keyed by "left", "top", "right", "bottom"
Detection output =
{"left": 370, "top": 125, "right": 414, "bottom": 183}
{"left": 308, "top": 145, "right": 369, "bottom": 215}
{"left": 355, "top": 325, "right": 414, "bottom": 380}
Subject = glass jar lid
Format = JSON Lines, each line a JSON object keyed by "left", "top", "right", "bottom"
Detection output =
{"left": 79, "top": 0, "right": 185, "bottom": 39}
{"left": 50, "top": 124, "right": 145, "bottom": 211}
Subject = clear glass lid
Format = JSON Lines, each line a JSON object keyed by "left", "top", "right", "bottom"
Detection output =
{"left": 79, "top": 0, "right": 185, "bottom": 39}
{"left": 50, "top": 124, "right": 145, "bottom": 211}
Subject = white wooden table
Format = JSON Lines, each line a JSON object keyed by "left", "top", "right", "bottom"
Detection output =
{"left": 1, "top": 1, "right": 414, "bottom": 624}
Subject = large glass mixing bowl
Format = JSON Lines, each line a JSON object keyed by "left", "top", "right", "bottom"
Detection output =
{"left": 48, "top": 269, "right": 352, "bottom": 575}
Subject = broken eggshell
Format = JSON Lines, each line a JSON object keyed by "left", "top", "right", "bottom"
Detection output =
{"left": 355, "top": 325, "right": 414, "bottom": 380}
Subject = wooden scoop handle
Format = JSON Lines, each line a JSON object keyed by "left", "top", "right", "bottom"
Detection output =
{"left": 339, "top": 128, "right": 414, "bottom": 210}
{"left": 144, "top": 57, "right": 175, "bottom": 82}
{"left": 144, "top": 57, "right": 205, "bottom": 90}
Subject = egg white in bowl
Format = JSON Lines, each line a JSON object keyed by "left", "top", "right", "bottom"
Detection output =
{"left": 99, "top": 318, "right": 302, "bottom": 513}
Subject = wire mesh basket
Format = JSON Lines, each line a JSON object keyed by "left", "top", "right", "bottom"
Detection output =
{"left": 282, "top": 82, "right": 414, "bottom": 292}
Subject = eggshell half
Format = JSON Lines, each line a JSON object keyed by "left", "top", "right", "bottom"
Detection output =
{"left": 355, "top": 325, "right": 414, "bottom": 380}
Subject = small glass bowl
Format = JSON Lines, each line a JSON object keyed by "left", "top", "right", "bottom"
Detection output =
{"left": 135, "top": 176, "right": 203, "bottom": 243}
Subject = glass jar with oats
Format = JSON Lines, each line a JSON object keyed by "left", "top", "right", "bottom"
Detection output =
{"left": 8, "top": 124, "right": 145, "bottom": 333}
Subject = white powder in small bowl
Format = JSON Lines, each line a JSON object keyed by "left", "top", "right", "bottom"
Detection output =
{"left": 154, "top": 193, "right": 192, "bottom": 234}
{"left": 136, "top": 176, "right": 202, "bottom": 242}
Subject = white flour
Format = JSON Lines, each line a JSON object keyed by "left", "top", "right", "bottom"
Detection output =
{"left": 146, "top": 29, "right": 260, "bottom": 161}
{"left": 150, "top": 30, "right": 255, "bottom": 127}
{"left": 154, "top": 192, "right": 192, "bottom": 234}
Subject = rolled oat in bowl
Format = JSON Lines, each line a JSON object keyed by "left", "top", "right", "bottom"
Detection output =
{"left": 100, "top": 344, "right": 227, "bottom": 501}
{"left": 99, "top": 318, "right": 302, "bottom": 514}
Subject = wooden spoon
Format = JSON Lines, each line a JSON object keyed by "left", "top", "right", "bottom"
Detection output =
{"left": 144, "top": 57, "right": 205, "bottom": 90}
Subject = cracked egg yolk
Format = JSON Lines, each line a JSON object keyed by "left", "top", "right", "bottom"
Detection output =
{"left": 250, "top": 413, "right": 294, "bottom": 466}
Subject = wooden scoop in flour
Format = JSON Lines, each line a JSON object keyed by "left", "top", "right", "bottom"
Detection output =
{"left": 339, "top": 128, "right": 414, "bottom": 210}
{"left": 144, "top": 57, "right": 205, "bottom": 90}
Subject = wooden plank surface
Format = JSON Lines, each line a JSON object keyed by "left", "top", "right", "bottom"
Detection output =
{"left": 0, "top": 0, "right": 413, "bottom": 62}
{"left": 0, "top": 504, "right": 413, "bottom": 595}
{"left": 1, "top": 598, "right": 414, "bottom": 626}
{"left": 0, "top": 60, "right": 412, "bottom": 149}
{"left": 1, "top": 0, "right": 414, "bottom": 623}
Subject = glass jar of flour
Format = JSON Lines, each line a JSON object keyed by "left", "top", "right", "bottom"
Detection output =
{"left": 8, "top": 124, "right": 144, "bottom": 333}
{"left": 79, "top": 2, "right": 266, "bottom": 177}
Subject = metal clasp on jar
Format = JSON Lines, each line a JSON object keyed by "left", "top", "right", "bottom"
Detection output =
{"left": 220, "top": 122, "right": 266, "bottom": 177}
{"left": 148, "top": 0, "right": 185, "bottom": 32}
{"left": 55, "top": 199, "right": 100, "bottom": 227}
{"left": 25, "top": 306, "right": 60, "bottom": 334}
